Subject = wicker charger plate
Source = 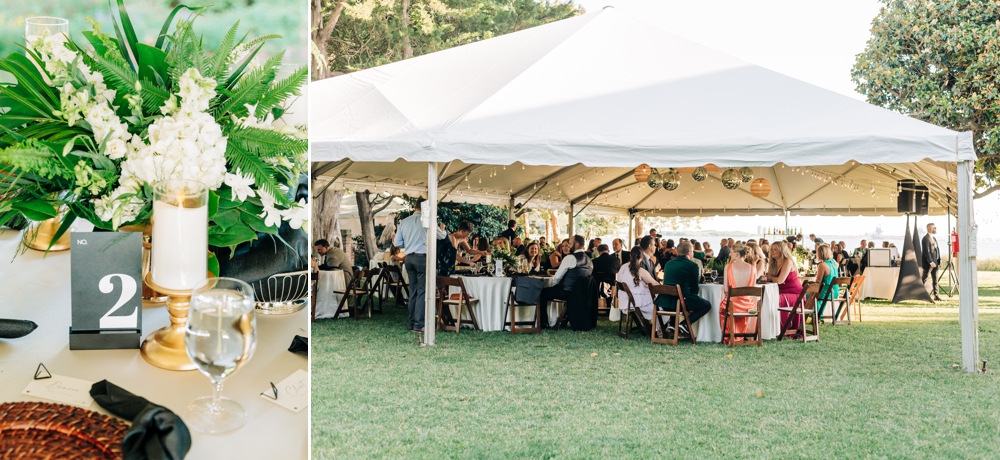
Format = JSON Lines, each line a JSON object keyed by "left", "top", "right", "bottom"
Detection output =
{"left": 0, "top": 401, "right": 128, "bottom": 460}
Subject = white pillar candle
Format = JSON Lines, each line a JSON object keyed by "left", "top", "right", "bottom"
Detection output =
{"left": 152, "top": 180, "right": 208, "bottom": 290}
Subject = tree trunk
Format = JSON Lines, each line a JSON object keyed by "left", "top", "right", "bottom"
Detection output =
{"left": 549, "top": 212, "right": 560, "bottom": 242}
{"left": 312, "top": 187, "right": 344, "bottom": 247}
{"left": 402, "top": 0, "right": 413, "bottom": 59}
{"left": 356, "top": 190, "right": 379, "bottom": 260}
{"left": 521, "top": 213, "right": 530, "bottom": 240}
{"left": 634, "top": 215, "right": 644, "bottom": 241}
{"left": 311, "top": 0, "right": 345, "bottom": 81}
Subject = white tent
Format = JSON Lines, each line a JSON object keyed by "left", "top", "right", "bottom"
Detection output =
{"left": 310, "top": 7, "right": 980, "bottom": 370}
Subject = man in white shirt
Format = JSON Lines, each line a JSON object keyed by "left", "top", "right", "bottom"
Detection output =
{"left": 392, "top": 198, "right": 447, "bottom": 332}
{"left": 539, "top": 235, "right": 592, "bottom": 327}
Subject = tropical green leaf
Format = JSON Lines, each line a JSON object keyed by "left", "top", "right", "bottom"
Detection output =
{"left": 212, "top": 208, "right": 241, "bottom": 230}
{"left": 110, "top": 0, "right": 140, "bottom": 71}
{"left": 208, "top": 190, "right": 220, "bottom": 217}
{"left": 209, "top": 22, "right": 240, "bottom": 81}
{"left": 136, "top": 43, "right": 168, "bottom": 85}
{"left": 217, "top": 52, "right": 284, "bottom": 118}
{"left": 239, "top": 207, "right": 276, "bottom": 235}
{"left": 226, "top": 126, "right": 307, "bottom": 158}
{"left": 254, "top": 66, "right": 307, "bottom": 117}
{"left": 208, "top": 223, "right": 257, "bottom": 248}
{"left": 224, "top": 141, "right": 287, "bottom": 207}
{"left": 207, "top": 251, "right": 220, "bottom": 276}
{"left": 48, "top": 208, "right": 79, "bottom": 251}
{"left": 156, "top": 4, "right": 207, "bottom": 50}
{"left": 12, "top": 199, "right": 57, "bottom": 221}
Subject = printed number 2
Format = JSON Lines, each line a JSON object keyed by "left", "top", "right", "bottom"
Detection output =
{"left": 99, "top": 274, "right": 138, "bottom": 329}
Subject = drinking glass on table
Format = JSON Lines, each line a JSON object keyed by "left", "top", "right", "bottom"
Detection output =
{"left": 711, "top": 270, "right": 718, "bottom": 283}
{"left": 184, "top": 277, "right": 257, "bottom": 433}
{"left": 26, "top": 17, "right": 68, "bottom": 43}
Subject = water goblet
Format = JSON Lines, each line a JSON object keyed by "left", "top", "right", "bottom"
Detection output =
{"left": 184, "top": 277, "right": 257, "bottom": 434}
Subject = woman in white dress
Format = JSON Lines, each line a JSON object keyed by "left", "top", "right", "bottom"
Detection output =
{"left": 617, "top": 246, "right": 660, "bottom": 321}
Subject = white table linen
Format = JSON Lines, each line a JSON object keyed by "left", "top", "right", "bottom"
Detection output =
{"left": 695, "top": 283, "right": 781, "bottom": 342}
{"left": 0, "top": 229, "right": 307, "bottom": 458}
{"left": 313, "top": 269, "right": 346, "bottom": 319}
{"left": 861, "top": 267, "right": 899, "bottom": 300}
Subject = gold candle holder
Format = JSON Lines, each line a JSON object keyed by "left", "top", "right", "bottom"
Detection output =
{"left": 23, "top": 216, "right": 71, "bottom": 252}
{"left": 140, "top": 271, "right": 213, "bottom": 371}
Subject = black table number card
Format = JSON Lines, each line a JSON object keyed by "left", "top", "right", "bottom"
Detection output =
{"left": 69, "top": 232, "right": 143, "bottom": 350}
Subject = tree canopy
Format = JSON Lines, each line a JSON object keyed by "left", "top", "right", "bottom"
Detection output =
{"left": 852, "top": 0, "right": 1000, "bottom": 197}
{"left": 313, "top": 0, "right": 582, "bottom": 76}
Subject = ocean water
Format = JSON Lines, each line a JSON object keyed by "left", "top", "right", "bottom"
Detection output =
{"left": 793, "top": 235, "right": 1000, "bottom": 259}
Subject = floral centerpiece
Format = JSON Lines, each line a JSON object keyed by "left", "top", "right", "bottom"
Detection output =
{"left": 0, "top": 1, "right": 307, "bottom": 268}
{"left": 492, "top": 243, "right": 519, "bottom": 273}
{"left": 792, "top": 245, "right": 813, "bottom": 273}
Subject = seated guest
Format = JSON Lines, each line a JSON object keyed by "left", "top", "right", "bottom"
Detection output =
{"left": 716, "top": 238, "right": 731, "bottom": 263}
{"left": 549, "top": 240, "right": 571, "bottom": 269}
{"left": 586, "top": 239, "right": 597, "bottom": 257}
{"left": 692, "top": 241, "right": 706, "bottom": 260}
{"left": 639, "top": 235, "right": 657, "bottom": 277}
{"left": 540, "top": 235, "right": 592, "bottom": 326}
{"left": 594, "top": 238, "right": 603, "bottom": 253}
{"left": 512, "top": 237, "right": 525, "bottom": 256}
{"left": 493, "top": 236, "right": 511, "bottom": 251}
{"left": 703, "top": 241, "right": 714, "bottom": 258}
{"left": 593, "top": 244, "right": 621, "bottom": 277}
{"left": 538, "top": 236, "right": 552, "bottom": 251}
{"left": 745, "top": 240, "right": 766, "bottom": 276}
{"left": 437, "top": 220, "right": 478, "bottom": 276}
{"left": 655, "top": 242, "right": 712, "bottom": 334}
{"left": 762, "top": 241, "right": 804, "bottom": 333}
{"left": 617, "top": 247, "right": 659, "bottom": 322}
{"left": 314, "top": 239, "right": 352, "bottom": 273}
{"left": 882, "top": 241, "right": 890, "bottom": 248}
{"left": 815, "top": 243, "right": 840, "bottom": 315}
{"left": 720, "top": 243, "right": 758, "bottom": 342}
{"left": 517, "top": 242, "right": 544, "bottom": 274}
{"left": 611, "top": 238, "right": 627, "bottom": 266}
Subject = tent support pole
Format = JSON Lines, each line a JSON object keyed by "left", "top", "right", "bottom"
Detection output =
{"left": 957, "top": 160, "right": 978, "bottom": 372}
{"left": 424, "top": 162, "right": 438, "bottom": 347}
{"left": 784, "top": 210, "right": 790, "bottom": 234}
{"left": 568, "top": 203, "right": 575, "bottom": 237}
{"left": 508, "top": 198, "right": 515, "bottom": 221}
{"left": 627, "top": 211, "right": 634, "bottom": 245}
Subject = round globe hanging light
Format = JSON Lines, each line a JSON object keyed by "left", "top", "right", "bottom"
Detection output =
{"left": 646, "top": 169, "right": 663, "bottom": 188}
{"left": 721, "top": 168, "right": 742, "bottom": 190}
{"left": 691, "top": 166, "right": 708, "bottom": 182}
{"left": 739, "top": 166, "right": 754, "bottom": 183}
{"left": 750, "top": 178, "right": 771, "bottom": 197}
{"left": 634, "top": 164, "right": 652, "bottom": 183}
{"left": 662, "top": 168, "right": 680, "bottom": 191}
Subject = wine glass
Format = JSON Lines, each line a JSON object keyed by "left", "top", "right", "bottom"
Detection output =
{"left": 184, "top": 277, "right": 257, "bottom": 434}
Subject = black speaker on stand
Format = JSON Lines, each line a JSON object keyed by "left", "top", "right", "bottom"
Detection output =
{"left": 897, "top": 179, "right": 915, "bottom": 213}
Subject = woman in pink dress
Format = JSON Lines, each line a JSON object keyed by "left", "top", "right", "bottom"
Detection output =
{"left": 762, "top": 242, "right": 803, "bottom": 330}
{"left": 720, "top": 243, "right": 758, "bottom": 343}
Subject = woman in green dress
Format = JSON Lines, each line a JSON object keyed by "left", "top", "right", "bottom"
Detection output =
{"left": 815, "top": 243, "right": 840, "bottom": 318}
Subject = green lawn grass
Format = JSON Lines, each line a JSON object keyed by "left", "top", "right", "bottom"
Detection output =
{"left": 312, "top": 273, "right": 1000, "bottom": 459}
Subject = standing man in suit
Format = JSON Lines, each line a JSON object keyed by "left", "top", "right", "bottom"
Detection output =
{"left": 611, "top": 238, "right": 626, "bottom": 266}
{"left": 922, "top": 223, "right": 942, "bottom": 301}
{"left": 393, "top": 198, "right": 448, "bottom": 332}
{"left": 592, "top": 244, "right": 621, "bottom": 277}
{"left": 639, "top": 235, "right": 656, "bottom": 276}
{"left": 500, "top": 220, "right": 518, "bottom": 245}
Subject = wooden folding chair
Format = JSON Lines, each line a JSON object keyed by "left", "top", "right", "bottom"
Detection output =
{"left": 720, "top": 286, "right": 764, "bottom": 348}
{"left": 616, "top": 282, "right": 651, "bottom": 339}
{"left": 848, "top": 274, "right": 866, "bottom": 322}
{"left": 648, "top": 284, "right": 696, "bottom": 346}
{"left": 333, "top": 268, "right": 372, "bottom": 320}
{"left": 379, "top": 264, "right": 409, "bottom": 308}
{"left": 816, "top": 277, "right": 853, "bottom": 325}
{"left": 436, "top": 277, "right": 480, "bottom": 333}
{"left": 778, "top": 282, "right": 821, "bottom": 342}
{"left": 507, "top": 277, "right": 541, "bottom": 334}
{"left": 366, "top": 267, "right": 385, "bottom": 315}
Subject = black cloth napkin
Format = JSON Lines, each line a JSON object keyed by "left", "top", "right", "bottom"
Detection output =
{"left": 288, "top": 335, "right": 308, "bottom": 356}
{"left": 90, "top": 380, "right": 191, "bottom": 460}
{"left": 0, "top": 319, "right": 37, "bottom": 338}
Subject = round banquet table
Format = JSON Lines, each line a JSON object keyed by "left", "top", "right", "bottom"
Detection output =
{"left": 695, "top": 283, "right": 782, "bottom": 342}
{"left": 444, "top": 276, "right": 559, "bottom": 331}
{"left": 0, "top": 225, "right": 307, "bottom": 459}
{"left": 861, "top": 266, "right": 898, "bottom": 300}
{"left": 314, "top": 269, "right": 347, "bottom": 319}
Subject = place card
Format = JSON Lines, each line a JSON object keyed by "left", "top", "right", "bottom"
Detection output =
{"left": 260, "top": 369, "right": 307, "bottom": 413}
{"left": 22, "top": 374, "right": 96, "bottom": 407}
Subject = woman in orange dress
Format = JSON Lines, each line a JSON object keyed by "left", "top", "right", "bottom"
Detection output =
{"left": 720, "top": 243, "right": 758, "bottom": 343}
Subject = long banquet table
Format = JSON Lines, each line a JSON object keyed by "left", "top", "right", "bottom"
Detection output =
{"left": 0, "top": 225, "right": 307, "bottom": 459}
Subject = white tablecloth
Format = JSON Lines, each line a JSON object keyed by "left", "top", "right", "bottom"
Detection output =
{"left": 445, "top": 276, "right": 559, "bottom": 331}
{"left": 696, "top": 283, "right": 781, "bottom": 342}
{"left": 861, "top": 267, "right": 898, "bottom": 300}
{"left": 0, "top": 228, "right": 307, "bottom": 458}
{"left": 314, "top": 270, "right": 347, "bottom": 319}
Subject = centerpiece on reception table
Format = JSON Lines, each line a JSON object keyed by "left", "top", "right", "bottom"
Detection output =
{"left": 0, "top": 2, "right": 309, "bottom": 266}
{"left": 491, "top": 244, "right": 519, "bottom": 275}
